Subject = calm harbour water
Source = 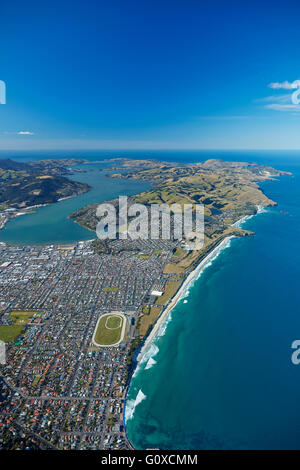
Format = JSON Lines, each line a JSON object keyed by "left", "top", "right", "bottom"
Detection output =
{"left": 0, "top": 159, "right": 150, "bottom": 245}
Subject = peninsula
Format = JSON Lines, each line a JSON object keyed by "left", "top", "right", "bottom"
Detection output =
{"left": 0, "top": 157, "right": 290, "bottom": 450}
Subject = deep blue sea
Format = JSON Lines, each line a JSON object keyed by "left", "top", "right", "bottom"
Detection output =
{"left": 1, "top": 149, "right": 300, "bottom": 449}
{"left": 123, "top": 151, "right": 300, "bottom": 450}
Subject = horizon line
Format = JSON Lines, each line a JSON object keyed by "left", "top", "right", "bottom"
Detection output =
{"left": 0, "top": 147, "right": 300, "bottom": 153}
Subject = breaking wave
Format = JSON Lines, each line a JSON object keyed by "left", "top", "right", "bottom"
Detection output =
{"left": 180, "top": 237, "right": 233, "bottom": 301}
{"left": 133, "top": 236, "right": 234, "bottom": 383}
{"left": 125, "top": 389, "right": 146, "bottom": 423}
{"left": 126, "top": 235, "right": 241, "bottom": 427}
{"left": 132, "top": 343, "right": 160, "bottom": 377}
{"left": 145, "top": 357, "right": 157, "bottom": 370}
{"left": 232, "top": 205, "right": 268, "bottom": 229}
{"left": 232, "top": 215, "right": 254, "bottom": 229}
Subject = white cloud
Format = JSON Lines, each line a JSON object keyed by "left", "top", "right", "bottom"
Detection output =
{"left": 268, "top": 80, "right": 300, "bottom": 90}
{"left": 260, "top": 81, "right": 300, "bottom": 113}
{"left": 256, "top": 94, "right": 291, "bottom": 104}
{"left": 2, "top": 130, "right": 36, "bottom": 135}
{"left": 265, "top": 103, "right": 300, "bottom": 112}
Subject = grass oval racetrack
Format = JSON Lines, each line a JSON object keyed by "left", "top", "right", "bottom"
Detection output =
{"left": 93, "top": 313, "right": 125, "bottom": 346}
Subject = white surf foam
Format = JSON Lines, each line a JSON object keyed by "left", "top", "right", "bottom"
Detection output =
{"left": 256, "top": 205, "right": 267, "bottom": 214}
{"left": 180, "top": 237, "right": 233, "bottom": 301}
{"left": 133, "top": 343, "right": 160, "bottom": 377}
{"left": 233, "top": 205, "right": 268, "bottom": 228}
{"left": 132, "top": 237, "right": 235, "bottom": 394}
{"left": 232, "top": 214, "right": 254, "bottom": 228}
{"left": 138, "top": 237, "right": 234, "bottom": 365}
{"left": 145, "top": 357, "right": 157, "bottom": 370}
{"left": 125, "top": 389, "right": 146, "bottom": 423}
{"left": 125, "top": 237, "right": 238, "bottom": 427}
{"left": 156, "top": 311, "right": 173, "bottom": 338}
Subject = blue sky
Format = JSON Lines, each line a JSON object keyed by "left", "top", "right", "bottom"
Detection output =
{"left": 1, "top": 0, "right": 300, "bottom": 150}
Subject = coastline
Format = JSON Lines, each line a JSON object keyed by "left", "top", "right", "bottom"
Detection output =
{"left": 134, "top": 207, "right": 267, "bottom": 365}
{"left": 124, "top": 205, "right": 269, "bottom": 448}
{"left": 123, "top": 234, "right": 235, "bottom": 449}
{"left": 136, "top": 235, "right": 235, "bottom": 363}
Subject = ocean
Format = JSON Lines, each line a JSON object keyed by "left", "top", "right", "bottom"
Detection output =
{"left": 1, "top": 149, "right": 300, "bottom": 449}
{"left": 124, "top": 152, "right": 300, "bottom": 450}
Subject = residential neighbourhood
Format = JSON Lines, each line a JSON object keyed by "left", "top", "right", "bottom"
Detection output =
{"left": 0, "top": 238, "right": 177, "bottom": 449}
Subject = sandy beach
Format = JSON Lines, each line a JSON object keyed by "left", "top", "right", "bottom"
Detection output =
{"left": 137, "top": 235, "right": 235, "bottom": 362}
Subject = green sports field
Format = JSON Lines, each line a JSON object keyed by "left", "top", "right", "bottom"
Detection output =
{"left": 93, "top": 313, "right": 125, "bottom": 346}
{"left": 0, "top": 310, "right": 37, "bottom": 343}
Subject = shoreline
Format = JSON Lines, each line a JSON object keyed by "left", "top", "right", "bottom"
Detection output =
{"left": 123, "top": 234, "right": 236, "bottom": 449}
{"left": 134, "top": 207, "right": 267, "bottom": 365}
{"left": 136, "top": 235, "right": 235, "bottom": 364}
{"left": 124, "top": 206, "right": 268, "bottom": 448}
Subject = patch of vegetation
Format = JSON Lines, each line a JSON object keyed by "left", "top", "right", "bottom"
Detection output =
{"left": 106, "top": 315, "right": 122, "bottom": 328}
{"left": 102, "top": 287, "right": 118, "bottom": 292}
{"left": 155, "top": 281, "right": 182, "bottom": 305}
{"left": 0, "top": 324, "right": 25, "bottom": 343}
{"left": 173, "top": 247, "right": 186, "bottom": 257}
{"left": 142, "top": 305, "right": 150, "bottom": 315}
{"left": 139, "top": 306, "right": 163, "bottom": 337}
{"left": 0, "top": 311, "right": 35, "bottom": 343}
{"left": 94, "top": 314, "right": 124, "bottom": 346}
